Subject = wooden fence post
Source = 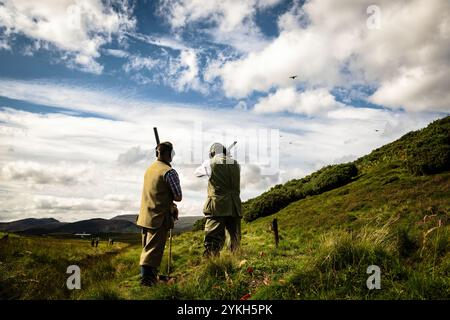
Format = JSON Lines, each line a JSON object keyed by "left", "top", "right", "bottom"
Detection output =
{"left": 272, "top": 218, "right": 279, "bottom": 248}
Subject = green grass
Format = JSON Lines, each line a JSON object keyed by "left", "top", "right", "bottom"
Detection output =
{"left": 1, "top": 169, "right": 448, "bottom": 300}
{"left": 1, "top": 116, "right": 449, "bottom": 300}
{"left": 0, "top": 234, "right": 128, "bottom": 299}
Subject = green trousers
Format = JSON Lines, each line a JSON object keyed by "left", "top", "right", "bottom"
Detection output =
{"left": 140, "top": 216, "right": 170, "bottom": 268}
{"left": 204, "top": 216, "right": 241, "bottom": 255}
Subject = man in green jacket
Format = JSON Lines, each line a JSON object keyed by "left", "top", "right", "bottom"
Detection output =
{"left": 137, "top": 142, "right": 182, "bottom": 286}
{"left": 195, "top": 143, "right": 242, "bottom": 257}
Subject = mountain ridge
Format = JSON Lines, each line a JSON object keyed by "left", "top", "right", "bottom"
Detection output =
{"left": 0, "top": 215, "right": 203, "bottom": 235}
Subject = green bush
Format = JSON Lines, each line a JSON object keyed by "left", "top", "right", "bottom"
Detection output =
{"left": 312, "top": 163, "right": 358, "bottom": 193}
{"left": 405, "top": 117, "right": 450, "bottom": 175}
{"left": 243, "top": 163, "right": 358, "bottom": 222}
{"left": 192, "top": 218, "right": 206, "bottom": 232}
{"left": 354, "top": 116, "right": 450, "bottom": 175}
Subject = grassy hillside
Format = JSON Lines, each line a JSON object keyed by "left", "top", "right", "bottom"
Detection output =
{"left": 0, "top": 233, "right": 129, "bottom": 299}
{"left": 242, "top": 116, "right": 450, "bottom": 222}
{"left": 1, "top": 116, "right": 449, "bottom": 300}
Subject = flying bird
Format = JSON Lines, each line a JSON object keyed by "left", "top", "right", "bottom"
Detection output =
{"left": 289, "top": 75, "right": 298, "bottom": 80}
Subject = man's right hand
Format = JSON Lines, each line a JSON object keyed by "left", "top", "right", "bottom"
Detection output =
{"left": 171, "top": 203, "right": 179, "bottom": 221}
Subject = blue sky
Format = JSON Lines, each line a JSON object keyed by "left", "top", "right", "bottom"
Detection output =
{"left": 0, "top": 0, "right": 448, "bottom": 222}
{"left": 0, "top": 0, "right": 282, "bottom": 109}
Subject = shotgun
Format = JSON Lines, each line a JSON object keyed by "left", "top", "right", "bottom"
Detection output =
{"left": 143, "top": 128, "right": 162, "bottom": 249}
{"left": 228, "top": 141, "right": 237, "bottom": 153}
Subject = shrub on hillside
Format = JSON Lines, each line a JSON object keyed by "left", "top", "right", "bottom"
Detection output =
{"left": 243, "top": 188, "right": 295, "bottom": 222}
{"left": 354, "top": 116, "right": 450, "bottom": 175}
{"left": 405, "top": 118, "right": 450, "bottom": 175}
{"left": 243, "top": 163, "right": 358, "bottom": 222}
{"left": 192, "top": 218, "right": 206, "bottom": 232}
{"left": 312, "top": 163, "right": 358, "bottom": 193}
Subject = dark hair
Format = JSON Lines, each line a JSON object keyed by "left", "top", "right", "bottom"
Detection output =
{"left": 156, "top": 142, "right": 173, "bottom": 157}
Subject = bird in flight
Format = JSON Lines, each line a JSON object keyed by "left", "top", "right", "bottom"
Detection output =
{"left": 289, "top": 75, "right": 298, "bottom": 80}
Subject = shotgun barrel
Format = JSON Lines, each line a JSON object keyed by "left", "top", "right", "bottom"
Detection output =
{"left": 153, "top": 127, "right": 160, "bottom": 145}
{"left": 227, "top": 141, "right": 237, "bottom": 154}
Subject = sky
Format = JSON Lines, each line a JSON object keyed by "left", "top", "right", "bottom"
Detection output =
{"left": 0, "top": 0, "right": 449, "bottom": 222}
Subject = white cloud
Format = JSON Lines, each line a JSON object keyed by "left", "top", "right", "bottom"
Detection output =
{"left": 104, "top": 48, "right": 129, "bottom": 58}
{"left": 31, "top": 194, "right": 137, "bottom": 218}
{"left": 123, "top": 55, "right": 158, "bottom": 73}
{"left": 277, "top": 0, "right": 306, "bottom": 32}
{"left": 160, "top": 0, "right": 281, "bottom": 32}
{"left": 128, "top": 32, "right": 189, "bottom": 51}
{"left": 120, "top": 48, "right": 208, "bottom": 94}
{"left": 217, "top": 27, "right": 340, "bottom": 98}
{"left": 173, "top": 49, "right": 206, "bottom": 93}
{"left": 215, "top": 0, "right": 450, "bottom": 113}
{"left": 117, "top": 146, "right": 151, "bottom": 166}
{"left": 254, "top": 87, "right": 344, "bottom": 115}
{"left": 0, "top": 79, "right": 445, "bottom": 222}
{"left": 0, "top": 0, "right": 135, "bottom": 73}
{"left": 0, "top": 79, "right": 148, "bottom": 120}
{"left": 1, "top": 161, "right": 95, "bottom": 187}
{"left": 234, "top": 101, "right": 248, "bottom": 111}
{"left": 178, "top": 167, "right": 208, "bottom": 192}
{"left": 241, "top": 164, "right": 279, "bottom": 189}
{"left": 369, "top": 67, "right": 450, "bottom": 112}
{"left": 159, "top": 0, "right": 282, "bottom": 53}
{"left": 0, "top": 38, "right": 10, "bottom": 50}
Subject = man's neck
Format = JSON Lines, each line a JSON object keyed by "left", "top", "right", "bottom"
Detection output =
{"left": 157, "top": 158, "right": 172, "bottom": 167}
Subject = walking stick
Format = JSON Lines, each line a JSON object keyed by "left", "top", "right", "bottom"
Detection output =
{"left": 167, "top": 228, "right": 172, "bottom": 276}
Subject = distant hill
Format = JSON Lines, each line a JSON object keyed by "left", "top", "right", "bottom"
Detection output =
{"left": 112, "top": 214, "right": 202, "bottom": 234}
{"left": 52, "top": 218, "right": 139, "bottom": 234}
{"left": 0, "top": 218, "right": 66, "bottom": 233}
{"left": 111, "top": 214, "right": 138, "bottom": 223}
{"left": 14, "top": 218, "right": 138, "bottom": 235}
{"left": 172, "top": 216, "right": 204, "bottom": 234}
{"left": 1, "top": 214, "right": 203, "bottom": 236}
